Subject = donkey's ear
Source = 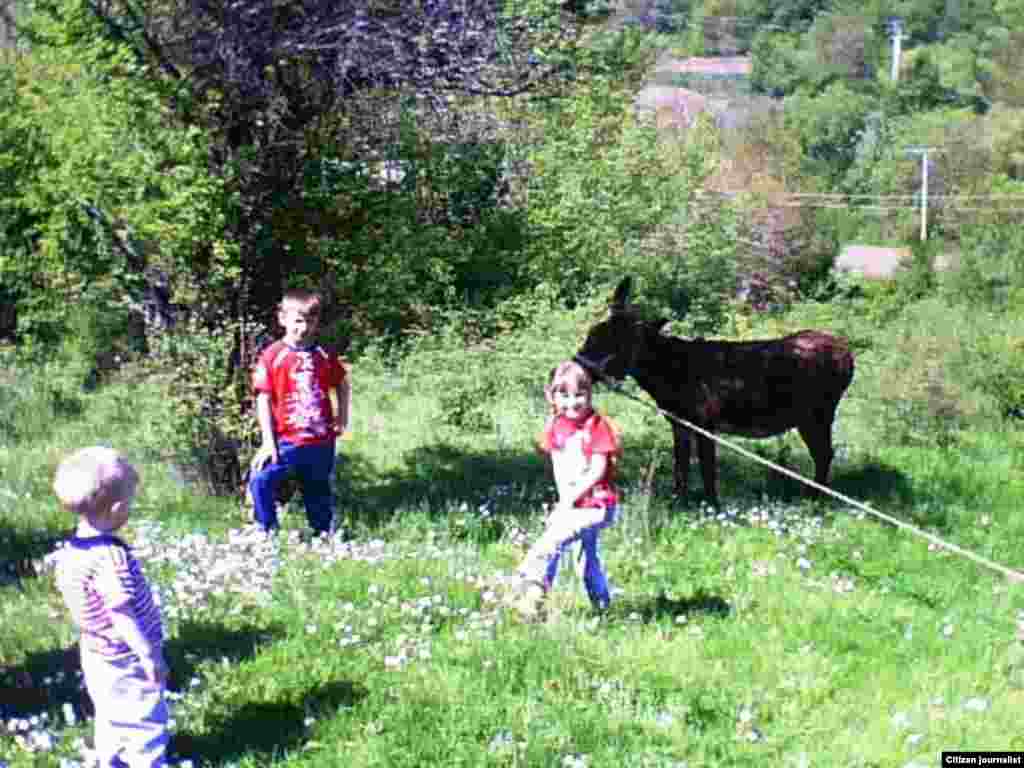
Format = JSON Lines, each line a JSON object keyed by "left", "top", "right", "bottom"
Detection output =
{"left": 610, "top": 277, "right": 633, "bottom": 315}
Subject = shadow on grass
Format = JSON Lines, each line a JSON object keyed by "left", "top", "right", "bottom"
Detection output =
{"left": 0, "top": 620, "right": 284, "bottom": 721}
{"left": 164, "top": 619, "right": 285, "bottom": 691}
{"left": 611, "top": 432, "right": 854, "bottom": 509}
{"left": 640, "top": 445, "right": 924, "bottom": 527}
{"left": 170, "top": 679, "right": 367, "bottom": 764}
{"left": 612, "top": 589, "right": 731, "bottom": 624}
{"left": 340, "top": 441, "right": 551, "bottom": 529}
{"left": 336, "top": 432, "right": 930, "bottom": 537}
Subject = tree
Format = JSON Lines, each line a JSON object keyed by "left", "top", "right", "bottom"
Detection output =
{"left": 23, "top": 0, "right": 578, "bottom": 334}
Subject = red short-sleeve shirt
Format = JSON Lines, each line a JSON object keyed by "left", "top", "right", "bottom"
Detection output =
{"left": 541, "top": 412, "right": 621, "bottom": 508}
{"left": 252, "top": 341, "right": 346, "bottom": 446}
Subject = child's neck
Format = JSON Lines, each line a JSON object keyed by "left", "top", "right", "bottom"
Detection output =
{"left": 76, "top": 519, "right": 121, "bottom": 538}
{"left": 558, "top": 408, "right": 594, "bottom": 425}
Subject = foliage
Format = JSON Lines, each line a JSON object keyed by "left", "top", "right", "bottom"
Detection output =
{"left": 986, "top": 105, "right": 1024, "bottom": 179}
{"left": 978, "top": 26, "right": 1024, "bottom": 107}
{"left": 617, "top": 0, "right": 693, "bottom": 33}
{"left": 625, "top": 142, "right": 740, "bottom": 334}
{"left": 785, "top": 81, "right": 876, "bottom": 184}
{"left": 59, "top": 0, "right": 579, "bottom": 332}
{"left": 948, "top": 217, "right": 1024, "bottom": 309}
{"left": 966, "top": 330, "right": 1024, "bottom": 421}
{"left": 145, "top": 314, "right": 251, "bottom": 496}
{"left": 927, "top": 35, "right": 986, "bottom": 105}
{"left": 808, "top": 12, "right": 879, "bottom": 82}
{"left": 749, "top": 30, "right": 806, "bottom": 97}
{"left": 888, "top": 49, "right": 966, "bottom": 114}
{"left": 0, "top": 2, "right": 225, "bottom": 348}
{"left": 520, "top": 75, "right": 693, "bottom": 301}
{"left": 855, "top": 299, "right": 980, "bottom": 449}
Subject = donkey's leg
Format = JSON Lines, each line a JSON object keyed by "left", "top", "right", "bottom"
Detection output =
{"left": 797, "top": 404, "right": 838, "bottom": 489}
{"left": 670, "top": 420, "right": 691, "bottom": 497}
{"left": 697, "top": 433, "right": 719, "bottom": 505}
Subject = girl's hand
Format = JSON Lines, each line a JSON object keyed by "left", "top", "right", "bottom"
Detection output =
{"left": 260, "top": 440, "right": 279, "bottom": 466}
{"left": 550, "top": 499, "right": 573, "bottom": 517}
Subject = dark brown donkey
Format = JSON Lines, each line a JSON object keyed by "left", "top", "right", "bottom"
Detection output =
{"left": 575, "top": 277, "right": 855, "bottom": 503}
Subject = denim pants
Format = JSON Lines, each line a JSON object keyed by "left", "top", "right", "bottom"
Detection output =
{"left": 518, "top": 505, "right": 617, "bottom": 609}
{"left": 80, "top": 648, "right": 168, "bottom": 768}
{"left": 249, "top": 439, "right": 336, "bottom": 533}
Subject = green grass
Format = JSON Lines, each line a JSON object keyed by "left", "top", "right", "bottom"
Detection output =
{"left": 2, "top": 295, "right": 1024, "bottom": 767}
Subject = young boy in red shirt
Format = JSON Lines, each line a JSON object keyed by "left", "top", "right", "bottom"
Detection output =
{"left": 249, "top": 289, "right": 350, "bottom": 537}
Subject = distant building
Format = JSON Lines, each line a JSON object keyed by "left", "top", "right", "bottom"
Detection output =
{"left": 836, "top": 245, "right": 911, "bottom": 279}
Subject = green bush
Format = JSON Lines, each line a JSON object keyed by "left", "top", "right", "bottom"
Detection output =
{"left": 961, "top": 324, "right": 1024, "bottom": 422}
{"left": 521, "top": 77, "right": 695, "bottom": 302}
{"left": 858, "top": 300, "right": 983, "bottom": 449}
{"left": 145, "top": 315, "right": 250, "bottom": 496}
{"left": 0, "top": 4, "right": 225, "bottom": 349}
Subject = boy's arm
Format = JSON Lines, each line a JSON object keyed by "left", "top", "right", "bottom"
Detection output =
{"left": 333, "top": 376, "right": 351, "bottom": 438}
{"left": 255, "top": 392, "right": 278, "bottom": 463}
{"left": 97, "top": 558, "right": 167, "bottom": 685}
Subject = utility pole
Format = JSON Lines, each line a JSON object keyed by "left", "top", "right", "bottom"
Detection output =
{"left": 904, "top": 146, "right": 939, "bottom": 241}
{"left": 886, "top": 17, "right": 904, "bottom": 82}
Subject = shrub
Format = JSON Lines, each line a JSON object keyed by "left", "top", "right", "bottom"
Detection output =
{"left": 863, "top": 301, "right": 981, "bottom": 449}
{"left": 961, "top": 325, "right": 1024, "bottom": 422}
{"left": 145, "top": 315, "right": 251, "bottom": 496}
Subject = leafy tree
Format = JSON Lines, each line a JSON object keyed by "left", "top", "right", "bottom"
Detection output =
{"left": 889, "top": 49, "right": 962, "bottom": 112}
{"left": 1, "top": 0, "right": 586, "bottom": 490}
{"left": 0, "top": 5, "right": 223, "bottom": 350}
{"left": 53, "top": 0, "right": 577, "bottom": 331}
{"left": 750, "top": 30, "right": 806, "bottom": 96}
{"left": 746, "top": 0, "right": 834, "bottom": 31}
{"left": 786, "top": 81, "right": 876, "bottom": 184}
{"left": 978, "top": 26, "right": 1024, "bottom": 107}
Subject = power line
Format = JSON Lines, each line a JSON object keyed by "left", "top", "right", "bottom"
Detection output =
{"left": 756, "top": 193, "right": 1024, "bottom": 202}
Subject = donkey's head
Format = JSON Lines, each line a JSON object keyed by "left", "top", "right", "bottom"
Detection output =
{"left": 576, "top": 277, "right": 667, "bottom": 382}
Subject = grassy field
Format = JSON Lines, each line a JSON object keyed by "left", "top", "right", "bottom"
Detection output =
{"left": 2, "top": 290, "right": 1024, "bottom": 768}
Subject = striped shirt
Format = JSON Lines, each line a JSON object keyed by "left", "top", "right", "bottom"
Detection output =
{"left": 54, "top": 534, "right": 164, "bottom": 661}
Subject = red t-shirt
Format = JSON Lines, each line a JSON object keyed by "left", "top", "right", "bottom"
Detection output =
{"left": 252, "top": 341, "right": 347, "bottom": 446}
{"left": 541, "top": 412, "right": 621, "bottom": 508}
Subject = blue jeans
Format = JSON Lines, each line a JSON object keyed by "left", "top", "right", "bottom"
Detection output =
{"left": 249, "top": 439, "right": 336, "bottom": 534}
{"left": 519, "top": 505, "right": 617, "bottom": 610}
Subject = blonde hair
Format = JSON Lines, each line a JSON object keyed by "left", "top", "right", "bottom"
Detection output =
{"left": 544, "top": 360, "right": 594, "bottom": 414}
{"left": 53, "top": 446, "right": 139, "bottom": 518}
{"left": 278, "top": 289, "right": 323, "bottom": 318}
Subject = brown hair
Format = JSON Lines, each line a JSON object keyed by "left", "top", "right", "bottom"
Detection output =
{"left": 278, "top": 289, "right": 323, "bottom": 318}
{"left": 544, "top": 360, "right": 594, "bottom": 415}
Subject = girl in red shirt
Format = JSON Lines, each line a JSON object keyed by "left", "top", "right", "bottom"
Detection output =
{"left": 513, "top": 360, "right": 621, "bottom": 616}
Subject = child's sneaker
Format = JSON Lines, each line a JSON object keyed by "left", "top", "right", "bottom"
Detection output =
{"left": 234, "top": 523, "right": 274, "bottom": 545}
{"left": 506, "top": 579, "right": 546, "bottom": 620}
